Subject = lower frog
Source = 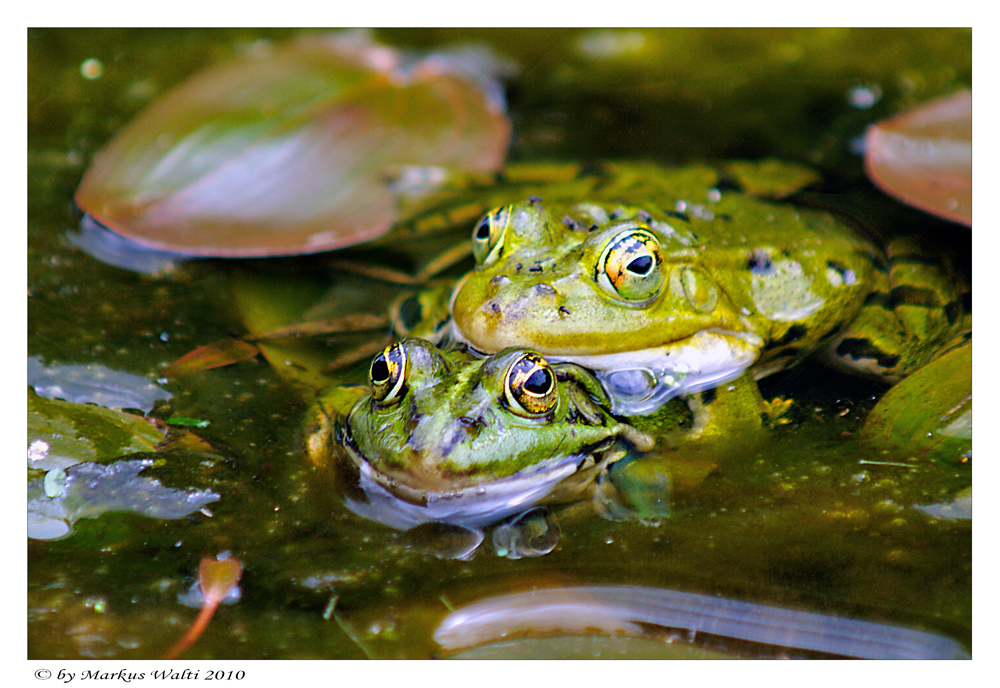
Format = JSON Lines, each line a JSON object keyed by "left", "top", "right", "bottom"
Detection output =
{"left": 304, "top": 337, "right": 654, "bottom": 541}
{"left": 443, "top": 162, "right": 970, "bottom": 426}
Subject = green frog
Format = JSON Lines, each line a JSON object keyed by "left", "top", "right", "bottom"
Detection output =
{"left": 306, "top": 336, "right": 653, "bottom": 528}
{"left": 441, "top": 162, "right": 970, "bottom": 417}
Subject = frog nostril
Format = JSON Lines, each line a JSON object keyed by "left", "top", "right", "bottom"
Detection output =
{"left": 534, "top": 283, "right": 556, "bottom": 295}
{"left": 490, "top": 274, "right": 511, "bottom": 286}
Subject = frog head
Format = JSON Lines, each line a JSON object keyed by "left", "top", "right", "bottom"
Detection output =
{"left": 449, "top": 200, "right": 766, "bottom": 413}
{"left": 336, "top": 337, "right": 653, "bottom": 524}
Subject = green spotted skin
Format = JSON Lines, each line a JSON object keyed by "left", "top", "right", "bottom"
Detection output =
{"left": 822, "top": 236, "right": 970, "bottom": 382}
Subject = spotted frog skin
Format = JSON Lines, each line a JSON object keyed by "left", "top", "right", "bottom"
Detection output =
{"left": 310, "top": 337, "right": 652, "bottom": 526}
{"left": 445, "top": 162, "right": 970, "bottom": 415}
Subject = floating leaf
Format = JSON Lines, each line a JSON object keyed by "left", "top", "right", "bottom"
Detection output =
{"left": 860, "top": 343, "right": 971, "bottom": 466}
{"left": 28, "top": 389, "right": 167, "bottom": 472}
{"left": 29, "top": 356, "right": 171, "bottom": 413}
{"left": 864, "top": 90, "right": 971, "bottom": 226}
{"left": 75, "top": 32, "right": 511, "bottom": 257}
{"left": 28, "top": 458, "right": 220, "bottom": 541}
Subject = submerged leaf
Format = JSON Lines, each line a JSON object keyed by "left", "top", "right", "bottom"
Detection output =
{"left": 198, "top": 554, "right": 243, "bottom": 606}
{"left": 76, "top": 32, "right": 511, "bottom": 257}
{"left": 163, "top": 338, "right": 260, "bottom": 377}
{"left": 864, "top": 90, "right": 971, "bottom": 226}
{"left": 164, "top": 554, "right": 243, "bottom": 659}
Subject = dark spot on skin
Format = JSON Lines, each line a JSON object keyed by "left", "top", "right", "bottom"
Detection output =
{"left": 529, "top": 265, "right": 543, "bottom": 273}
{"left": 578, "top": 161, "right": 610, "bottom": 179}
{"left": 559, "top": 305, "right": 571, "bottom": 315}
{"left": 610, "top": 209, "right": 621, "bottom": 220}
{"left": 773, "top": 324, "right": 808, "bottom": 346}
{"left": 529, "top": 195, "right": 543, "bottom": 205}
{"left": 438, "top": 425, "right": 468, "bottom": 458}
{"left": 889, "top": 285, "right": 940, "bottom": 309}
{"left": 945, "top": 301, "right": 961, "bottom": 324}
{"left": 396, "top": 295, "right": 423, "bottom": 331}
{"left": 515, "top": 263, "right": 523, "bottom": 271}
{"left": 637, "top": 209, "right": 652, "bottom": 223}
{"left": 863, "top": 291, "right": 891, "bottom": 308}
{"left": 589, "top": 224, "right": 600, "bottom": 232}
{"left": 836, "top": 338, "right": 901, "bottom": 370}
{"left": 747, "top": 249, "right": 773, "bottom": 274}
{"left": 700, "top": 386, "right": 717, "bottom": 405}
{"left": 562, "top": 216, "right": 580, "bottom": 230}
{"left": 664, "top": 209, "right": 690, "bottom": 223}
{"left": 491, "top": 302, "right": 501, "bottom": 314}
{"left": 714, "top": 213, "right": 732, "bottom": 221}
{"left": 713, "top": 176, "right": 744, "bottom": 194}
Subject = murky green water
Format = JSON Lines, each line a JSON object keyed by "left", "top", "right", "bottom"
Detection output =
{"left": 28, "top": 28, "right": 971, "bottom": 659}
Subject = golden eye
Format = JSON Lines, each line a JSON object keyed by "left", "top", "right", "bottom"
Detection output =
{"left": 504, "top": 352, "right": 557, "bottom": 416}
{"left": 472, "top": 205, "right": 512, "bottom": 265}
{"left": 597, "top": 227, "right": 665, "bottom": 303}
{"left": 369, "top": 342, "right": 407, "bottom": 405}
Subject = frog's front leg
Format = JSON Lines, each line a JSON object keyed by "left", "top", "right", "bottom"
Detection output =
{"left": 684, "top": 372, "right": 769, "bottom": 446}
{"left": 628, "top": 371, "right": 769, "bottom": 453}
{"left": 821, "top": 236, "right": 970, "bottom": 382}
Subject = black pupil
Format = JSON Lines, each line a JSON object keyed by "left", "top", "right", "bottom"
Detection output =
{"left": 475, "top": 220, "right": 491, "bottom": 240}
{"left": 524, "top": 368, "right": 552, "bottom": 394}
{"left": 627, "top": 255, "right": 653, "bottom": 275}
{"left": 371, "top": 356, "right": 389, "bottom": 383}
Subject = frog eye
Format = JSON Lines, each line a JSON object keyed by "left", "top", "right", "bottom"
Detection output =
{"left": 597, "top": 228, "right": 665, "bottom": 303}
{"left": 369, "top": 343, "right": 407, "bottom": 405}
{"left": 504, "top": 352, "right": 558, "bottom": 416}
{"left": 472, "top": 206, "right": 512, "bottom": 265}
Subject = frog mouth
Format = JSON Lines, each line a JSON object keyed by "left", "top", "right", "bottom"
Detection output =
{"left": 335, "top": 431, "right": 625, "bottom": 529}
{"left": 549, "top": 330, "right": 764, "bottom": 415}
{"left": 450, "top": 325, "right": 764, "bottom": 416}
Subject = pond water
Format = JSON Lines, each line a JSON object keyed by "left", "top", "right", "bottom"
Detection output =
{"left": 27, "top": 28, "right": 971, "bottom": 660}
